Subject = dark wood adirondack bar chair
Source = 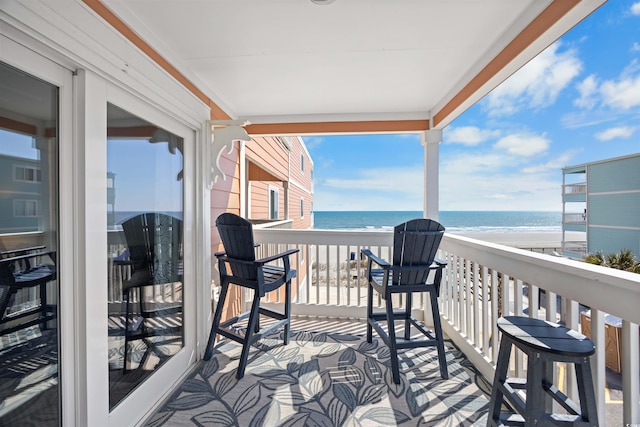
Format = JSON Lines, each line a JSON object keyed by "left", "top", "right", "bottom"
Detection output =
{"left": 121, "top": 213, "right": 183, "bottom": 372}
{"left": 204, "top": 213, "right": 299, "bottom": 379}
{"left": 361, "top": 218, "right": 447, "bottom": 384}
{"left": 0, "top": 247, "right": 56, "bottom": 335}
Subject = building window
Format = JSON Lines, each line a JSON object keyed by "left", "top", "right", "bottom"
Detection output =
{"left": 301, "top": 154, "right": 304, "bottom": 173}
{"left": 14, "top": 165, "right": 42, "bottom": 182}
{"left": 269, "top": 187, "right": 279, "bottom": 220}
{"left": 14, "top": 199, "right": 39, "bottom": 217}
{"left": 300, "top": 198, "right": 304, "bottom": 218}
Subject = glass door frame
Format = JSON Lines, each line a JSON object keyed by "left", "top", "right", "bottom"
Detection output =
{"left": 101, "top": 85, "right": 198, "bottom": 426}
{"left": 0, "top": 33, "right": 74, "bottom": 426}
{"left": 2, "top": 22, "right": 208, "bottom": 427}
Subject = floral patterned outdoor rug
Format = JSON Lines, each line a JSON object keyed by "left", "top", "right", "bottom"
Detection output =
{"left": 146, "top": 329, "right": 490, "bottom": 426}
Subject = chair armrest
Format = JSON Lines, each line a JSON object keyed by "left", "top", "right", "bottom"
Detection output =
{"left": 216, "top": 248, "right": 299, "bottom": 267}
{"left": 214, "top": 251, "right": 226, "bottom": 259}
{"left": 373, "top": 260, "right": 446, "bottom": 274}
{"left": 0, "top": 251, "right": 55, "bottom": 265}
{"left": 361, "top": 249, "right": 390, "bottom": 269}
{"left": 255, "top": 248, "right": 299, "bottom": 265}
{"left": 0, "top": 245, "right": 47, "bottom": 257}
{"left": 433, "top": 257, "right": 446, "bottom": 267}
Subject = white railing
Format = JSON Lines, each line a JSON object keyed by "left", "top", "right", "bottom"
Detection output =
{"left": 439, "top": 234, "right": 639, "bottom": 425}
{"left": 253, "top": 228, "right": 640, "bottom": 425}
{"left": 254, "top": 229, "right": 396, "bottom": 318}
{"left": 562, "top": 240, "right": 588, "bottom": 257}
{"left": 563, "top": 183, "right": 587, "bottom": 194}
{"left": 252, "top": 219, "right": 293, "bottom": 229}
{"left": 563, "top": 212, "right": 587, "bottom": 223}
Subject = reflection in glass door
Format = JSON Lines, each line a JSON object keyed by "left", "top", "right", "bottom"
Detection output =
{"left": 0, "top": 61, "right": 60, "bottom": 425}
{"left": 106, "top": 104, "right": 184, "bottom": 409}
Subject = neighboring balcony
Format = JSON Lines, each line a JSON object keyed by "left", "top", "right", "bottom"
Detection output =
{"left": 562, "top": 182, "right": 587, "bottom": 195}
{"left": 562, "top": 212, "right": 587, "bottom": 258}
{"left": 237, "top": 227, "right": 639, "bottom": 426}
{"left": 562, "top": 182, "right": 587, "bottom": 203}
{"left": 563, "top": 212, "right": 587, "bottom": 225}
{"left": 562, "top": 240, "right": 588, "bottom": 259}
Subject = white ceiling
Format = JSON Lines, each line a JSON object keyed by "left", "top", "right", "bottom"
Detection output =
{"left": 101, "top": 0, "right": 604, "bottom": 131}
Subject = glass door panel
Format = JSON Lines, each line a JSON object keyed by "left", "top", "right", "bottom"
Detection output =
{"left": 0, "top": 61, "right": 60, "bottom": 425}
{"left": 106, "top": 104, "right": 184, "bottom": 409}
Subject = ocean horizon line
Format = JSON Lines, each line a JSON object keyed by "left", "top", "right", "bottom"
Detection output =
{"left": 314, "top": 209, "right": 562, "bottom": 213}
{"left": 313, "top": 210, "right": 563, "bottom": 234}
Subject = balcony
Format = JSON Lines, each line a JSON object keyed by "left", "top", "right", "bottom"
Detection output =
{"left": 562, "top": 212, "right": 587, "bottom": 225}
{"left": 149, "top": 228, "right": 639, "bottom": 425}
{"left": 562, "top": 183, "right": 587, "bottom": 195}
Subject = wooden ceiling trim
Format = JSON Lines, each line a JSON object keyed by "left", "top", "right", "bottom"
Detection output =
{"left": 0, "top": 116, "right": 37, "bottom": 136}
{"left": 83, "top": 0, "right": 231, "bottom": 120}
{"left": 433, "top": 0, "right": 581, "bottom": 127}
{"left": 246, "top": 119, "right": 430, "bottom": 136}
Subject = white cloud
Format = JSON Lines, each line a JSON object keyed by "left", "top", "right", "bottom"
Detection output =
{"left": 439, "top": 152, "right": 561, "bottom": 210}
{"left": 484, "top": 42, "right": 582, "bottom": 116}
{"left": 632, "top": 42, "right": 640, "bottom": 53}
{"left": 521, "top": 153, "right": 573, "bottom": 173}
{"left": 574, "top": 74, "right": 598, "bottom": 109}
{"left": 444, "top": 126, "right": 500, "bottom": 146}
{"left": 322, "top": 167, "right": 423, "bottom": 193}
{"left": 573, "top": 61, "right": 640, "bottom": 111}
{"left": 600, "top": 73, "right": 640, "bottom": 109}
{"left": 631, "top": 2, "right": 640, "bottom": 15}
{"left": 314, "top": 166, "right": 425, "bottom": 210}
{"left": 303, "top": 136, "right": 323, "bottom": 150}
{"left": 594, "top": 126, "right": 636, "bottom": 141}
{"left": 314, "top": 148, "right": 564, "bottom": 211}
{"left": 493, "top": 133, "right": 550, "bottom": 157}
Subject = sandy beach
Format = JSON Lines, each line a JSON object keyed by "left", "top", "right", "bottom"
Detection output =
{"left": 456, "top": 232, "right": 562, "bottom": 250}
{"left": 455, "top": 231, "right": 584, "bottom": 252}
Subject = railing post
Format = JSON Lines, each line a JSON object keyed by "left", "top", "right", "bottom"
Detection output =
{"left": 622, "top": 320, "right": 640, "bottom": 424}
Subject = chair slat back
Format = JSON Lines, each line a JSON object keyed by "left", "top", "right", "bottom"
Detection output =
{"left": 122, "top": 213, "right": 182, "bottom": 284}
{"left": 216, "top": 213, "right": 257, "bottom": 281}
{"left": 392, "top": 219, "right": 444, "bottom": 285}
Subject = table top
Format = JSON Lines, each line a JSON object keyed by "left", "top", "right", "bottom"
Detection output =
{"left": 498, "top": 316, "right": 595, "bottom": 357}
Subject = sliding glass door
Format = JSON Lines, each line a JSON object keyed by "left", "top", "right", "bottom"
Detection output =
{"left": 0, "top": 60, "right": 60, "bottom": 426}
{"left": 106, "top": 104, "right": 185, "bottom": 409}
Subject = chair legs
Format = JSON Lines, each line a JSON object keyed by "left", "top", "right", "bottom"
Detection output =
{"left": 283, "top": 279, "right": 291, "bottom": 345}
{"left": 123, "top": 289, "right": 132, "bottom": 373}
{"left": 430, "top": 290, "right": 448, "bottom": 380}
{"left": 385, "top": 297, "right": 401, "bottom": 384}
{"left": 204, "top": 281, "right": 292, "bottom": 379}
{"left": 203, "top": 282, "right": 229, "bottom": 361}
{"left": 122, "top": 287, "right": 147, "bottom": 373}
{"left": 237, "top": 292, "right": 261, "bottom": 379}
{"left": 366, "top": 282, "right": 374, "bottom": 344}
{"left": 367, "top": 287, "right": 448, "bottom": 384}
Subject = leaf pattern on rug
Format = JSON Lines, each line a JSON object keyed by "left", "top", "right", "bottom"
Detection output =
{"left": 147, "top": 330, "right": 489, "bottom": 426}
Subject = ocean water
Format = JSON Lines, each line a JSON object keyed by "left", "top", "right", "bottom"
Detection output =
{"left": 313, "top": 211, "right": 562, "bottom": 233}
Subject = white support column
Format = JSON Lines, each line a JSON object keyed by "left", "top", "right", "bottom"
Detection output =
{"left": 239, "top": 141, "right": 246, "bottom": 217}
{"left": 422, "top": 129, "right": 441, "bottom": 327}
{"left": 422, "top": 130, "right": 442, "bottom": 221}
{"left": 283, "top": 181, "right": 290, "bottom": 220}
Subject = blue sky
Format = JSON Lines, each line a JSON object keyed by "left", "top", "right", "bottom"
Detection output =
{"left": 305, "top": 1, "right": 640, "bottom": 212}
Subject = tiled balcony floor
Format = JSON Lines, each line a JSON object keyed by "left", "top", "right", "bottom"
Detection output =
{"left": 145, "top": 316, "right": 492, "bottom": 426}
